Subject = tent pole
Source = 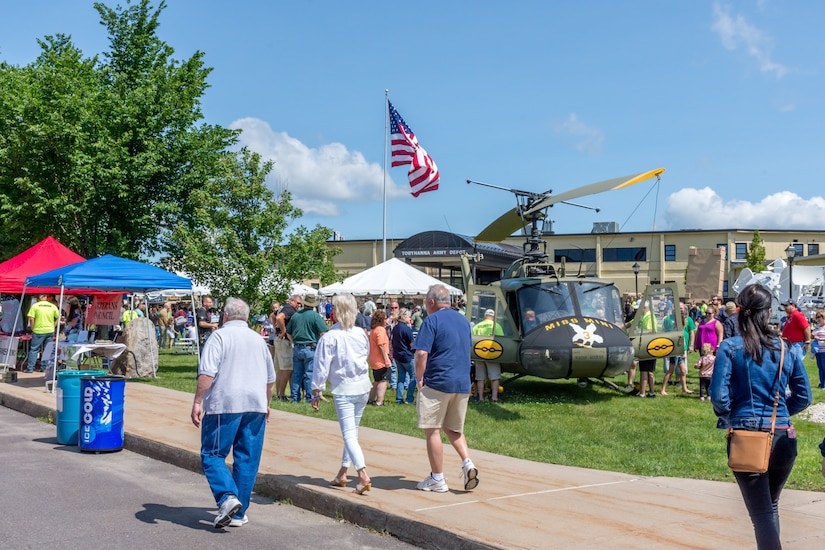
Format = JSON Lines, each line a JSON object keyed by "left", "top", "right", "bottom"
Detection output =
{"left": 3, "top": 285, "right": 28, "bottom": 369}
{"left": 50, "top": 285, "right": 65, "bottom": 392}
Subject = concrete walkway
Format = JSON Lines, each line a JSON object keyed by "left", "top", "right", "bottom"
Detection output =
{"left": 3, "top": 372, "right": 825, "bottom": 549}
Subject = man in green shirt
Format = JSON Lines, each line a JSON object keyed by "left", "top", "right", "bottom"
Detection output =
{"left": 660, "top": 304, "right": 695, "bottom": 395}
{"left": 26, "top": 293, "right": 60, "bottom": 373}
{"left": 471, "top": 309, "right": 504, "bottom": 402}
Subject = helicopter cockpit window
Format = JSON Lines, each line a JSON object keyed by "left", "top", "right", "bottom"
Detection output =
{"left": 634, "top": 287, "right": 676, "bottom": 335}
{"left": 469, "top": 290, "right": 515, "bottom": 337}
{"left": 576, "top": 282, "right": 625, "bottom": 327}
{"left": 517, "top": 283, "right": 575, "bottom": 328}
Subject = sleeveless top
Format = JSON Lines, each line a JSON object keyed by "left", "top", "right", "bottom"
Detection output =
{"left": 695, "top": 318, "right": 720, "bottom": 351}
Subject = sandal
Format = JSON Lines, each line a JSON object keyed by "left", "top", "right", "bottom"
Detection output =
{"left": 353, "top": 482, "right": 371, "bottom": 495}
{"left": 329, "top": 477, "right": 347, "bottom": 487}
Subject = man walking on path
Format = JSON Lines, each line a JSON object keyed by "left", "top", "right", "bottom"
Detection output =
{"left": 191, "top": 298, "right": 275, "bottom": 528}
{"left": 26, "top": 293, "right": 59, "bottom": 373}
{"left": 414, "top": 285, "right": 479, "bottom": 493}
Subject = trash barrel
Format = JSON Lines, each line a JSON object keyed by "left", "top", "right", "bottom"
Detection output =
{"left": 56, "top": 370, "right": 107, "bottom": 445}
{"left": 79, "top": 375, "right": 126, "bottom": 452}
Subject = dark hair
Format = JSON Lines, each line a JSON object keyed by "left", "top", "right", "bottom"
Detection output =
{"left": 735, "top": 285, "right": 778, "bottom": 364}
{"left": 370, "top": 309, "right": 386, "bottom": 330}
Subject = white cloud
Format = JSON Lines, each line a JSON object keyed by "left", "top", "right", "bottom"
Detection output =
{"left": 229, "top": 117, "right": 407, "bottom": 217}
{"left": 711, "top": 3, "right": 789, "bottom": 78}
{"left": 554, "top": 113, "right": 605, "bottom": 154}
{"left": 664, "top": 187, "right": 825, "bottom": 230}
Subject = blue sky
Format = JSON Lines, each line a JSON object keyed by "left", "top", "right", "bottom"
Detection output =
{"left": 2, "top": 0, "right": 824, "bottom": 243}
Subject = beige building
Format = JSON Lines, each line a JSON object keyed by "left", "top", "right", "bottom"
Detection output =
{"left": 323, "top": 228, "right": 825, "bottom": 300}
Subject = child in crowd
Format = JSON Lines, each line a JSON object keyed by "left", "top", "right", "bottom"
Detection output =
{"left": 695, "top": 343, "right": 716, "bottom": 401}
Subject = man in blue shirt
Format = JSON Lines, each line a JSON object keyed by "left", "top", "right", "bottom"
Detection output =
{"left": 413, "top": 285, "right": 478, "bottom": 493}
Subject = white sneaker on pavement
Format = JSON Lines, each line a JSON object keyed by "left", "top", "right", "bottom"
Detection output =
{"left": 214, "top": 496, "right": 242, "bottom": 528}
{"left": 462, "top": 461, "right": 479, "bottom": 491}
{"left": 416, "top": 474, "right": 449, "bottom": 493}
{"left": 229, "top": 514, "right": 249, "bottom": 527}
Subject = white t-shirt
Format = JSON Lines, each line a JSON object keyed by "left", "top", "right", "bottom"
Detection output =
{"left": 199, "top": 320, "right": 276, "bottom": 414}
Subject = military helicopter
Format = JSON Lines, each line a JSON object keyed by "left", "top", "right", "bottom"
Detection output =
{"left": 461, "top": 168, "right": 684, "bottom": 392}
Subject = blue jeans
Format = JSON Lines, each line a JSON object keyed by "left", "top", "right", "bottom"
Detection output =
{"left": 815, "top": 353, "right": 825, "bottom": 388}
{"left": 291, "top": 345, "right": 315, "bottom": 402}
{"left": 731, "top": 430, "right": 797, "bottom": 550}
{"left": 333, "top": 393, "right": 369, "bottom": 470}
{"left": 390, "top": 358, "right": 397, "bottom": 388}
{"left": 200, "top": 412, "right": 267, "bottom": 518}
{"left": 27, "top": 332, "right": 53, "bottom": 371}
{"left": 395, "top": 359, "right": 416, "bottom": 403}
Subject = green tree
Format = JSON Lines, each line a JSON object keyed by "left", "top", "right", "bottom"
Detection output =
{"left": 162, "top": 147, "right": 340, "bottom": 313}
{"left": 745, "top": 229, "right": 767, "bottom": 272}
{"left": 0, "top": 0, "right": 237, "bottom": 259}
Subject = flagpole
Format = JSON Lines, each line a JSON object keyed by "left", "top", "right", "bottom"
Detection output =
{"left": 382, "top": 89, "right": 389, "bottom": 263}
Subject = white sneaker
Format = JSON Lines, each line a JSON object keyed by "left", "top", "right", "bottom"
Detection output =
{"left": 462, "top": 461, "right": 479, "bottom": 491}
{"left": 417, "top": 474, "right": 449, "bottom": 492}
{"left": 214, "top": 496, "right": 242, "bottom": 528}
{"left": 229, "top": 514, "right": 248, "bottom": 527}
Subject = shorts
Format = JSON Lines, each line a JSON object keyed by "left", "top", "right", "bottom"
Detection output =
{"left": 271, "top": 337, "right": 293, "bottom": 371}
{"left": 372, "top": 367, "right": 390, "bottom": 382}
{"left": 474, "top": 361, "right": 501, "bottom": 381}
{"left": 638, "top": 359, "right": 656, "bottom": 373}
{"left": 667, "top": 355, "right": 686, "bottom": 375}
{"left": 417, "top": 385, "right": 469, "bottom": 433}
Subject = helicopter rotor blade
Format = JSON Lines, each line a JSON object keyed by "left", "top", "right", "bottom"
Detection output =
{"left": 522, "top": 168, "right": 665, "bottom": 216}
{"left": 474, "top": 168, "right": 665, "bottom": 243}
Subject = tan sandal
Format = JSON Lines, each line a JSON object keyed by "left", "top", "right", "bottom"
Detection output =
{"left": 329, "top": 477, "right": 347, "bottom": 487}
{"left": 353, "top": 482, "right": 371, "bottom": 495}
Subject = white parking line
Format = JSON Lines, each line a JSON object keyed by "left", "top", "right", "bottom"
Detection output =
{"left": 414, "top": 478, "right": 642, "bottom": 512}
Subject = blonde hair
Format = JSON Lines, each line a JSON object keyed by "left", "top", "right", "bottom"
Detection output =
{"left": 700, "top": 343, "right": 714, "bottom": 356}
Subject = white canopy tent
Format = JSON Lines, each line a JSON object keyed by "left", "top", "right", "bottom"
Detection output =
{"left": 319, "top": 258, "right": 462, "bottom": 297}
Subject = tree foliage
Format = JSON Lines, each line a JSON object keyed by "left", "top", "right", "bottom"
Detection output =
{"left": 0, "top": 0, "right": 236, "bottom": 259}
{"left": 745, "top": 229, "right": 767, "bottom": 273}
{"left": 162, "top": 147, "right": 340, "bottom": 313}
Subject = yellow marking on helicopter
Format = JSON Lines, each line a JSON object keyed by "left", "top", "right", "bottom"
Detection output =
{"left": 646, "top": 337, "right": 675, "bottom": 357}
{"left": 474, "top": 339, "right": 504, "bottom": 360}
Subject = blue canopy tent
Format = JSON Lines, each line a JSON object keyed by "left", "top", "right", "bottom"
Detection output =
{"left": 26, "top": 255, "right": 195, "bottom": 387}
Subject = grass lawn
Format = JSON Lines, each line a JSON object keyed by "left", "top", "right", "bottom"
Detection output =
{"left": 135, "top": 349, "right": 825, "bottom": 492}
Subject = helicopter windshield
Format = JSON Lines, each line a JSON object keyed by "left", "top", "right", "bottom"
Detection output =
{"left": 517, "top": 281, "right": 624, "bottom": 331}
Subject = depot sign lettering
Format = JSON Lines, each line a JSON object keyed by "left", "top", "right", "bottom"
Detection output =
{"left": 399, "top": 249, "right": 468, "bottom": 257}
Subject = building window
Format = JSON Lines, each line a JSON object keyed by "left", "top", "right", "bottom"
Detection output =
{"left": 793, "top": 243, "right": 804, "bottom": 257}
{"left": 809, "top": 243, "right": 820, "bottom": 256}
{"left": 723, "top": 280, "right": 729, "bottom": 298}
{"left": 603, "top": 247, "right": 646, "bottom": 262}
{"left": 735, "top": 243, "right": 747, "bottom": 260}
{"left": 554, "top": 248, "right": 596, "bottom": 263}
{"left": 717, "top": 244, "right": 728, "bottom": 259}
{"left": 664, "top": 245, "right": 676, "bottom": 262}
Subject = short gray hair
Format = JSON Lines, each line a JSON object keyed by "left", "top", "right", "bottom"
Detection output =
{"left": 223, "top": 297, "right": 249, "bottom": 321}
{"left": 427, "top": 284, "right": 451, "bottom": 306}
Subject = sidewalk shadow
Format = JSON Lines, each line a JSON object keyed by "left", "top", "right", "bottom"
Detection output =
{"left": 136, "top": 503, "right": 223, "bottom": 532}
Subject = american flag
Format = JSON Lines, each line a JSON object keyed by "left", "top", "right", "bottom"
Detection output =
{"left": 388, "top": 100, "right": 440, "bottom": 197}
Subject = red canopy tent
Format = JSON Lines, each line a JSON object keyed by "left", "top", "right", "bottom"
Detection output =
{"left": 0, "top": 236, "right": 86, "bottom": 295}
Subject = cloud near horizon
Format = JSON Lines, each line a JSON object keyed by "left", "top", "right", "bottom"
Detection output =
{"left": 229, "top": 117, "right": 407, "bottom": 216}
{"left": 664, "top": 187, "right": 825, "bottom": 230}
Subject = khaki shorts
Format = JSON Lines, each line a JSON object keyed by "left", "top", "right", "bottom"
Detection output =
{"left": 271, "top": 338, "right": 294, "bottom": 371}
{"left": 474, "top": 361, "right": 501, "bottom": 381}
{"left": 417, "top": 385, "right": 469, "bottom": 433}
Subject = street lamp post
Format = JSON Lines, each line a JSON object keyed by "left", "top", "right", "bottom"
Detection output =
{"left": 632, "top": 262, "right": 640, "bottom": 300}
{"left": 785, "top": 244, "right": 796, "bottom": 302}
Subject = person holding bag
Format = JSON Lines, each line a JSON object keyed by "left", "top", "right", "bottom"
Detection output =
{"left": 710, "top": 285, "right": 811, "bottom": 550}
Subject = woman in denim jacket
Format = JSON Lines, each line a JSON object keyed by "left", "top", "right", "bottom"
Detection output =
{"left": 710, "top": 285, "right": 812, "bottom": 550}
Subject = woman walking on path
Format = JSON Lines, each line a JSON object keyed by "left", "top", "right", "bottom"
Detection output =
{"left": 311, "top": 293, "right": 373, "bottom": 495}
{"left": 710, "top": 285, "right": 811, "bottom": 549}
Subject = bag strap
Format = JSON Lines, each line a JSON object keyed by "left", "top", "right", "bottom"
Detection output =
{"left": 768, "top": 340, "right": 785, "bottom": 436}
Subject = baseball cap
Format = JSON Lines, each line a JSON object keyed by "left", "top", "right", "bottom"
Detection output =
{"left": 484, "top": 309, "right": 495, "bottom": 317}
{"left": 781, "top": 299, "right": 795, "bottom": 306}
{"left": 725, "top": 301, "right": 736, "bottom": 313}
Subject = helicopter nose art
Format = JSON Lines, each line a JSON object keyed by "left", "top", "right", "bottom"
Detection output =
{"left": 474, "top": 339, "right": 504, "bottom": 360}
{"left": 520, "top": 317, "right": 633, "bottom": 379}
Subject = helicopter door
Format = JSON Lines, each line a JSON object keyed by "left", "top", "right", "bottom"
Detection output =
{"left": 628, "top": 283, "right": 684, "bottom": 361}
{"left": 468, "top": 289, "right": 518, "bottom": 365}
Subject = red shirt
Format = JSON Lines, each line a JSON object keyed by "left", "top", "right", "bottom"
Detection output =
{"left": 782, "top": 309, "right": 809, "bottom": 343}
